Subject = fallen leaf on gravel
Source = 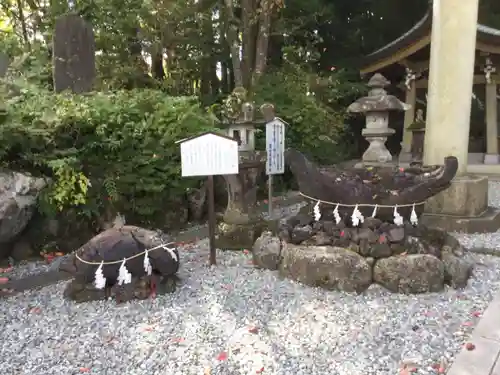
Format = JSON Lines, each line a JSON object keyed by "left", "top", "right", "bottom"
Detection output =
{"left": 472, "top": 311, "right": 481, "bottom": 317}
{"left": 437, "top": 367, "right": 445, "bottom": 374}
{"left": 170, "top": 337, "right": 184, "bottom": 343}
{"left": 462, "top": 321, "right": 473, "bottom": 327}
{"left": 465, "top": 342, "right": 476, "bottom": 351}
{"left": 79, "top": 367, "right": 90, "bottom": 373}
{"left": 216, "top": 352, "right": 228, "bottom": 361}
{"left": 204, "top": 367, "right": 211, "bottom": 375}
{"left": 256, "top": 367, "right": 264, "bottom": 373}
{"left": 142, "top": 326, "right": 154, "bottom": 332}
{"left": 29, "top": 307, "right": 42, "bottom": 314}
{"left": 248, "top": 326, "right": 259, "bottom": 334}
{"left": 243, "top": 249, "right": 249, "bottom": 255}
{"left": 0, "top": 277, "right": 9, "bottom": 284}
{"left": 55, "top": 252, "right": 64, "bottom": 256}
{"left": 0, "top": 267, "right": 13, "bottom": 273}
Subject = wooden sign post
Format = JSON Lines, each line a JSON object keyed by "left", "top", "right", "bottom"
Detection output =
{"left": 177, "top": 132, "right": 239, "bottom": 265}
{"left": 265, "top": 117, "right": 286, "bottom": 216}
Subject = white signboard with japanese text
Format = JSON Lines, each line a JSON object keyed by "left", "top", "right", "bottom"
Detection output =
{"left": 179, "top": 133, "right": 239, "bottom": 177}
{"left": 266, "top": 118, "right": 286, "bottom": 175}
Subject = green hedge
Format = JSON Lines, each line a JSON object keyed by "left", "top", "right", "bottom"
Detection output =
{"left": 0, "top": 89, "right": 217, "bottom": 228}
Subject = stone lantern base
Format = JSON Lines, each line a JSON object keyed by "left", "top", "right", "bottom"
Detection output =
{"left": 215, "top": 151, "right": 267, "bottom": 250}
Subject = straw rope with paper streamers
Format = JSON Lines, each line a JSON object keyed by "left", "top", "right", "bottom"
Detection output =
{"left": 75, "top": 242, "right": 177, "bottom": 289}
{"left": 303, "top": 192, "right": 424, "bottom": 227}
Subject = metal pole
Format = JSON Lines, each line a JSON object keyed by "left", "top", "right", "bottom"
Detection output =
{"left": 207, "top": 175, "right": 217, "bottom": 265}
{"left": 268, "top": 175, "right": 273, "bottom": 217}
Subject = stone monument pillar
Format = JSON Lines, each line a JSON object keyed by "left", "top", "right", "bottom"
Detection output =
{"left": 484, "top": 57, "right": 499, "bottom": 164}
{"left": 423, "top": 0, "right": 479, "bottom": 174}
{"left": 400, "top": 68, "right": 417, "bottom": 162}
{"left": 421, "top": 0, "right": 500, "bottom": 233}
{"left": 347, "top": 73, "right": 410, "bottom": 165}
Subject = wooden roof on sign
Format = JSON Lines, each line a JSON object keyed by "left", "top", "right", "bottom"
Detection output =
{"left": 175, "top": 131, "right": 236, "bottom": 144}
{"left": 360, "top": 7, "right": 500, "bottom": 75}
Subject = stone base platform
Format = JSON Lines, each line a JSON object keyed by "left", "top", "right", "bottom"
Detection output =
{"left": 425, "top": 175, "right": 488, "bottom": 217}
{"left": 419, "top": 175, "right": 500, "bottom": 233}
{"left": 421, "top": 207, "right": 500, "bottom": 233}
{"left": 216, "top": 219, "right": 275, "bottom": 250}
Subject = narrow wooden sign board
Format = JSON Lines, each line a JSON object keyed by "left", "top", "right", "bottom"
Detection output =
{"left": 176, "top": 131, "right": 239, "bottom": 265}
{"left": 265, "top": 117, "right": 287, "bottom": 216}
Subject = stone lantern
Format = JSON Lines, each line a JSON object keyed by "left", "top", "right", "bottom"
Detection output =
{"left": 226, "top": 101, "right": 257, "bottom": 151}
{"left": 217, "top": 92, "right": 271, "bottom": 250}
{"left": 348, "top": 73, "right": 411, "bottom": 164}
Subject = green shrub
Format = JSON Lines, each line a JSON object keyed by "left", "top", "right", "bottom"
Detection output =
{"left": 0, "top": 88, "right": 217, "bottom": 228}
{"left": 252, "top": 67, "right": 354, "bottom": 165}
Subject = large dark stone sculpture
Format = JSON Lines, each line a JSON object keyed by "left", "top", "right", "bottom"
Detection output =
{"left": 251, "top": 151, "right": 472, "bottom": 295}
{"left": 285, "top": 149, "right": 458, "bottom": 222}
{"left": 59, "top": 225, "right": 179, "bottom": 303}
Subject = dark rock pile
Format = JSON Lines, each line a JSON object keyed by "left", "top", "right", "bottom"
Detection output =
{"left": 252, "top": 213, "right": 473, "bottom": 294}
{"left": 59, "top": 225, "right": 180, "bottom": 303}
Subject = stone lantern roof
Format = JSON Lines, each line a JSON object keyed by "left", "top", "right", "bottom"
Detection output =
{"left": 347, "top": 73, "right": 411, "bottom": 113}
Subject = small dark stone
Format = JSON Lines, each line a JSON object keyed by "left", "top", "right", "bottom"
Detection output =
{"left": 290, "top": 225, "right": 313, "bottom": 244}
{"left": 278, "top": 227, "right": 291, "bottom": 243}
{"left": 390, "top": 243, "right": 406, "bottom": 255}
{"left": 322, "top": 221, "right": 337, "bottom": 236}
{"left": 358, "top": 239, "right": 371, "bottom": 256}
{"left": 314, "top": 232, "right": 332, "bottom": 246}
{"left": 443, "top": 234, "right": 461, "bottom": 250}
{"left": 412, "top": 325, "right": 419, "bottom": 331}
{"left": 387, "top": 228, "right": 405, "bottom": 243}
{"left": 312, "top": 222, "right": 323, "bottom": 232}
{"left": 363, "top": 217, "right": 383, "bottom": 229}
{"left": 286, "top": 214, "right": 313, "bottom": 228}
{"left": 370, "top": 243, "right": 392, "bottom": 258}
{"left": 357, "top": 228, "right": 378, "bottom": 243}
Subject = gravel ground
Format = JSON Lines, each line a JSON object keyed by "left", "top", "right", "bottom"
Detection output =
{"left": 1, "top": 185, "right": 500, "bottom": 374}
{"left": 1, "top": 242, "right": 500, "bottom": 375}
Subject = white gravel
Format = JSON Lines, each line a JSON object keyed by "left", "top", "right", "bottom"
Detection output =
{"left": 1, "top": 242, "right": 500, "bottom": 375}
{"left": 1, "top": 184, "right": 500, "bottom": 374}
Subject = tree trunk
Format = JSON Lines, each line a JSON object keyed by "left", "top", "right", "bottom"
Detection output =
{"left": 253, "top": 0, "right": 272, "bottom": 87}
{"left": 151, "top": 48, "right": 165, "bottom": 81}
{"left": 241, "top": 0, "right": 257, "bottom": 89}
{"left": 223, "top": 0, "right": 243, "bottom": 88}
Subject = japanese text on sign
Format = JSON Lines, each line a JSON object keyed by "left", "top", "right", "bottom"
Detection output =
{"left": 266, "top": 118, "right": 286, "bottom": 175}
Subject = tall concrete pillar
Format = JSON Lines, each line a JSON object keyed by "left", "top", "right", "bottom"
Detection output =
{"left": 401, "top": 81, "right": 416, "bottom": 154}
{"left": 484, "top": 81, "right": 499, "bottom": 164}
{"left": 423, "top": 0, "right": 479, "bottom": 174}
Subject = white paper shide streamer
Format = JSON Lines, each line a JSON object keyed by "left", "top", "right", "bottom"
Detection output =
{"left": 371, "top": 204, "right": 378, "bottom": 218}
{"left": 333, "top": 204, "right": 341, "bottom": 224}
{"left": 313, "top": 201, "right": 321, "bottom": 221}
{"left": 117, "top": 259, "right": 132, "bottom": 285}
{"left": 351, "top": 205, "right": 364, "bottom": 227}
{"left": 393, "top": 205, "right": 404, "bottom": 226}
{"left": 410, "top": 203, "right": 418, "bottom": 225}
{"left": 143, "top": 249, "right": 152, "bottom": 275}
{"left": 94, "top": 261, "right": 106, "bottom": 289}
{"left": 162, "top": 244, "right": 178, "bottom": 262}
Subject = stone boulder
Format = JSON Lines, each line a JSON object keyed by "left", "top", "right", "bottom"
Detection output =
{"left": 252, "top": 231, "right": 282, "bottom": 270}
{"left": 60, "top": 225, "right": 180, "bottom": 302}
{"left": 0, "top": 171, "right": 46, "bottom": 247}
{"left": 373, "top": 254, "right": 445, "bottom": 293}
{"left": 440, "top": 248, "right": 473, "bottom": 289}
{"left": 279, "top": 244, "right": 372, "bottom": 293}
